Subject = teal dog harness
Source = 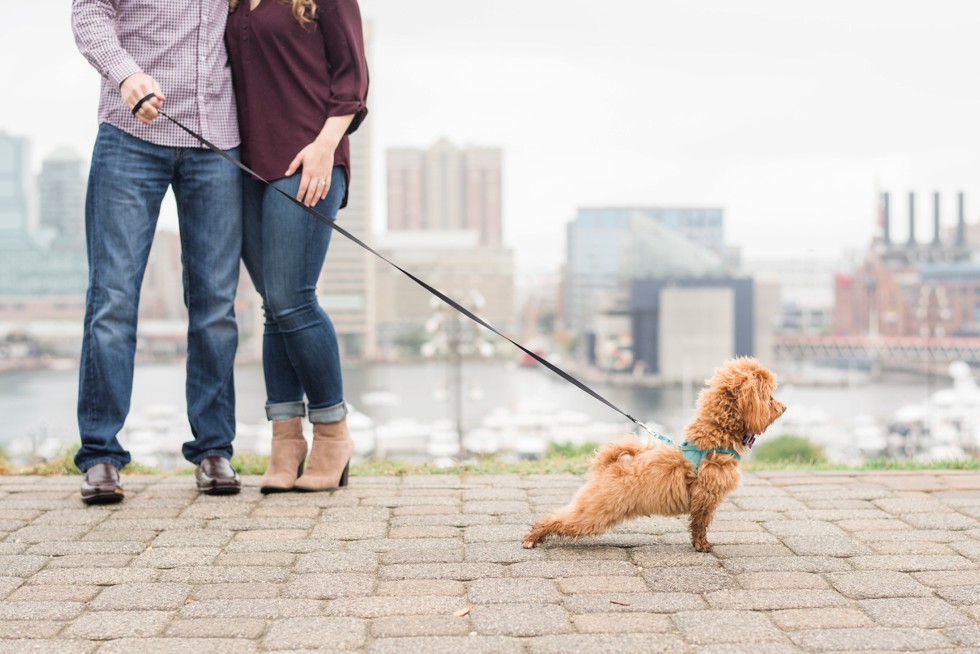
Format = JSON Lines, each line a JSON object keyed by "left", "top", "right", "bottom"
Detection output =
{"left": 649, "top": 433, "right": 741, "bottom": 474}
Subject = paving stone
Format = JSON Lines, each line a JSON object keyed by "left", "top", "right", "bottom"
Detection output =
{"left": 951, "top": 540, "right": 980, "bottom": 561}
{"left": 89, "top": 583, "right": 191, "bottom": 610}
{"left": 152, "top": 530, "right": 234, "bottom": 547}
{"left": 556, "top": 576, "right": 649, "bottom": 595}
{"left": 389, "top": 525, "right": 460, "bottom": 539}
{"left": 390, "top": 514, "right": 492, "bottom": 528}
{"left": 295, "top": 550, "right": 379, "bottom": 573}
{"left": 735, "top": 572, "right": 828, "bottom": 590}
{"left": 5, "top": 525, "right": 89, "bottom": 544}
{"left": 133, "top": 546, "right": 219, "bottom": 568}
{"left": 571, "top": 612, "right": 673, "bottom": 633}
{"left": 463, "top": 524, "right": 528, "bottom": 543}
{"left": 642, "top": 566, "right": 737, "bottom": 593}
{"left": 848, "top": 555, "right": 974, "bottom": 571}
{"left": 691, "top": 645, "right": 804, "bottom": 654}
{"left": 374, "top": 579, "right": 465, "bottom": 597}
{"left": 563, "top": 593, "right": 706, "bottom": 614}
{"left": 673, "top": 609, "right": 784, "bottom": 644}
{"left": 213, "top": 551, "right": 296, "bottom": 567}
{"left": 189, "top": 582, "right": 284, "bottom": 600}
{"left": 769, "top": 607, "right": 874, "bottom": 630}
{"left": 463, "top": 541, "right": 539, "bottom": 563}
{"left": 0, "top": 601, "right": 85, "bottom": 621}
{"left": 379, "top": 562, "right": 505, "bottom": 580}
{"left": 97, "top": 638, "right": 256, "bottom": 653}
{"left": 763, "top": 520, "right": 847, "bottom": 537}
{"left": 233, "top": 528, "right": 310, "bottom": 542}
{"left": 63, "top": 610, "right": 172, "bottom": 639}
{"left": 180, "top": 599, "right": 326, "bottom": 618}
{"left": 506, "top": 560, "right": 639, "bottom": 578}
{"left": 868, "top": 540, "right": 956, "bottom": 555}
{"left": 900, "top": 512, "right": 979, "bottom": 530}
{"left": 858, "top": 597, "right": 972, "bottom": 628}
{"left": 525, "top": 633, "right": 690, "bottom": 653}
{"left": 825, "top": 570, "right": 933, "bottom": 599}
{"left": 545, "top": 546, "right": 630, "bottom": 561}
{"left": 0, "top": 620, "right": 68, "bottom": 639}
{"left": 463, "top": 501, "right": 528, "bottom": 515}
{"left": 711, "top": 544, "right": 796, "bottom": 559}
{"left": 913, "top": 570, "right": 980, "bottom": 588}
{"left": 790, "top": 627, "right": 951, "bottom": 651}
{"left": 853, "top": 529, "right": 968, "bottom": 543}
{"left": 781, "top": 535, "right": 871, "bottom": 557}
{"left": 936, "top": 585, "right": 980, "bottom": 606}
{"left": 369, "top": 615, "right": 471, "bottom": 638}
{"left": 380, "top": 545, "right": 464, "bottom": 564}
{"left": 704, "top": 589, "right": 849, "bottom": 610}
{"left": 165, "top": 618, "right": 268, "bottom": 639}
{"left": 469, "top": 603, "right": 571, "bottom": 636}
{"left": 44, "top": 554, "right": 133, "bottom": 569}
{"left": 7, "top": 585, "right": 100, "bottom": 602}
{"left": 26, "top": 568, "right": 159, "bottom": 586}
{"left": 0, "top": 639, "right": 97, "bottom": 653}
{"left": 158, "top": 566, "right": 290, "bottom": 583}
{"left": 468, "top": 577, "right": 561, "bottom": 604}
{"left": 0, "top": 554, "right": 49, "bottom": 577}
{"left": 28, "top": 542, "right": 146, "bottom": 556}
{"left": 721, "top": 556, "right": 852, "bottom": 574}
{"left": 367, "top": 636, "right": 525, "bottom": 654}
{"left": 324, "top": 596, "right": 463, "bottom": 618}
{"left": 946, "top": 625, "right": 980, "bottom": 647}
{"left": 283, "top": 573, "right": 375, "bottom": 599}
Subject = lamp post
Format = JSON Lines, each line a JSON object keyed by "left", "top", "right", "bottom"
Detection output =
{"left": 421, "top": 291, "right": 495, "bottom": 459}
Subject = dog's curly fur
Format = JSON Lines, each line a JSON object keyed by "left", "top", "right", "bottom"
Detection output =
{"left": 522, "top": 357, "right": 786, "bottom": 552}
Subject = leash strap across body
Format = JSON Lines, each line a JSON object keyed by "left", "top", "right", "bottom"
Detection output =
{"left": 138, "top": 96, "right": 657, "bottom": 437}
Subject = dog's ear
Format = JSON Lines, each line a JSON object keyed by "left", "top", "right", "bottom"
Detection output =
{"left": 736, "top": 369, "right": 771, "bottom": 435}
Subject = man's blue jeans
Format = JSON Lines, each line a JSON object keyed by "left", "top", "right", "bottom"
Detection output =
{"left": 241, "top": 167, "right": 347, "bottom": 424}
{"left": 75, "top": 123, "right": 242, "bottom": 472}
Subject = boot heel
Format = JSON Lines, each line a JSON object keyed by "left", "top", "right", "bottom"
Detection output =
{"left": 339, "top": 461, "right": 350, "bottom": 487}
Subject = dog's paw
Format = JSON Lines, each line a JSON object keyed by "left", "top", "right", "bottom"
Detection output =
{"left": 521, "top": 536, "right": 538, "bottom": 549}
{"left": 692, "top": 539, "right": 713, "bottom": 553}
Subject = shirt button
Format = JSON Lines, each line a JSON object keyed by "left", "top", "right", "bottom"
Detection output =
{"left": 202, "top": 15, "right": 209, "bottom": 23}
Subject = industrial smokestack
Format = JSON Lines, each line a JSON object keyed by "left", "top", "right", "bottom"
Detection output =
{"left": 957, "top": 192, "right": 966, "bottom": 246}
{"left": 933, "top": 192, "right": 941, "bottom": 245}
{"left": 882, "top": 192, "right": 890, "bottom": 244}
{"left": 908, "top": 192, "right": 916, "bottom": 245}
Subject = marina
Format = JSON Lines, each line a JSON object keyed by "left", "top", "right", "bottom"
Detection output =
{"left": 2, "top": 358, "right": 975, "bottom": 469}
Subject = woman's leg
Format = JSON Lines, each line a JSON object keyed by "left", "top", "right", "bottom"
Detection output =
{"left": 258, "top": 167, "right": 347, "bottom": 419}
{"left": 241, "top": 176, "right": 307, "bottom": 423}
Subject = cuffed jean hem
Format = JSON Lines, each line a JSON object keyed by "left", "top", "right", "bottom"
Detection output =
{"left": 77, "top": 457, "right": 125, "bottom": 473}
{"left": 309, "top": 401, "right": 348, "bottom": 424}
{"left": 187, "top": 450, "right": 234, "bottom": 466}
{"left": 266, "top": 401, "right": 307, "bottom": 421}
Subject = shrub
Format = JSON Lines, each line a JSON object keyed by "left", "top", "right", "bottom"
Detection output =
{"left": 751, "top": 434, "right": 826, "bottom": 465}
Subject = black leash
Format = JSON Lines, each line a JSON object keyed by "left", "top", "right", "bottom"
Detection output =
{"left": 136, "top": 94, "right": 658, "bottom": 437}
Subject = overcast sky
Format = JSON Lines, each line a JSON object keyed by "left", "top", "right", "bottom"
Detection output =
{"left": 3, "top": 1, "right": 980, "bottom": 273}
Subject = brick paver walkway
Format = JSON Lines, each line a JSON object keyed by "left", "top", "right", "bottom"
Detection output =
{"left": 0, "top": 470, "right": 979, "bottom": 652}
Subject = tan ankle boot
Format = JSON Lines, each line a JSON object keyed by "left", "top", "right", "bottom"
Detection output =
{"left": 260, "top": 417, "right": 308, "bottom": 494}
{"left": 294, "top": 417, "right": 352, "bottom": 492}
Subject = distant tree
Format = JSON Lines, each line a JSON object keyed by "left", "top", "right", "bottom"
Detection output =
{"left": 752, "top": 434, "right": 826, "bottom": 464}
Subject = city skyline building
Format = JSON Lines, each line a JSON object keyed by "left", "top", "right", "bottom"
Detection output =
{"left": 0, "top": 134, "right": 33, "bottom": 245}
{"left": 38, "top": 147, "right": 85, "bottom": 246}
{"left": 562, "top": 206, "right": 729, "bottom": 335}
{"left": 387, "top": 139, "right": 502, "bottom": 246}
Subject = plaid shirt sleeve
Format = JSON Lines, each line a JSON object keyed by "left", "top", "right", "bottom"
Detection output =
{"left": 71, "top": 0, "right": 142, "bottom": 88}
{"left": 70, "top": 0, "right": 240, "bottom": 150}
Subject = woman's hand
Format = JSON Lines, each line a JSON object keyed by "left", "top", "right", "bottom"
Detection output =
{"left": 286, "top": 139, "right": 336, "bottom": 207}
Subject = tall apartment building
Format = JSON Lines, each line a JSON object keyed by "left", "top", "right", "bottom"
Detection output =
{"left": 0, "top": 134, "right": 32, "bottom": 245}
{"left": 387, "top": 139, "right": 502, "bottom": 246}
{"left": 38, "top": 148, "right": 85, "bottom": 244}
{"left": 315, "top": 21, "right": 376, "bottom": 359}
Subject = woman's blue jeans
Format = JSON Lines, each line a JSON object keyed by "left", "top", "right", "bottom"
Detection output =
{"left": 241, "top": 167, "right": 347, "bottom": 424}
{"left": 75, "top": 123, "right": 243, "bottom": 472}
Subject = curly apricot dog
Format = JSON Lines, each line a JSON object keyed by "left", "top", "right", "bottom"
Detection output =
{"left": 522, "top": 357, "right": 785, "bottom": 552}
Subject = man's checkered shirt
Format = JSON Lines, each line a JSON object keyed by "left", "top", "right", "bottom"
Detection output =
{"left": 72, "top": 0, "right": 240, "bottom": 150}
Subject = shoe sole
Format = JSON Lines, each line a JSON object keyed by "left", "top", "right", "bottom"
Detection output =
{"left": 81, "top": 492, "right": 124, "bottom": 505}
{"left": 198, "top": 486, "right": 241, "bottom": 496}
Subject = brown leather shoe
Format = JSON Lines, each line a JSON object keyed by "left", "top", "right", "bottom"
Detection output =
{"left": 80, "top": 463, "right": 124, "bottom": 505}
{"left": 195, "top": 455, "right": 241, "bottom": 495}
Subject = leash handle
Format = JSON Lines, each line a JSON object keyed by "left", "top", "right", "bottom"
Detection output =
{"left": 132, "top": 92, "right": 157, "bottom": 116}
{"left": 157, "top": 109, "right": 654, "bottom": 434}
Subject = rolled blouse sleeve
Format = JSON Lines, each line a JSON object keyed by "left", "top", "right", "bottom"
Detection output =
{"left": 319, "top": 0, "right": 369, "bottom": 134}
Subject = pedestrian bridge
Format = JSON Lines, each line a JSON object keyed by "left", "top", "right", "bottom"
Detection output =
{"left": 774, "top": 335, "right": 980, "bottom": 365}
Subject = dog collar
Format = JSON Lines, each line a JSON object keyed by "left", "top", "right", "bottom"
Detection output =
{"left": 680, "top": 442, "right": 741, "bottom": 474}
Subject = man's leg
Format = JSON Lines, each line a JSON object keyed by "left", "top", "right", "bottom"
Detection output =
{"left": 171, "top": 146, "right": 242, "bottom": 465}
{"left": 76, "top": 124, "right": 174, "bottom": 473}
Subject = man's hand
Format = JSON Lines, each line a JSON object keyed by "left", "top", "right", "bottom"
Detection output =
{"left": 120, "top": 73, "right": 165, "bottom": 125}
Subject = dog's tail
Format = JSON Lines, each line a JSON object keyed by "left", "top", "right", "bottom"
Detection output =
{"left": 591, "top": 439, "right": 645, "bottom": 472}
